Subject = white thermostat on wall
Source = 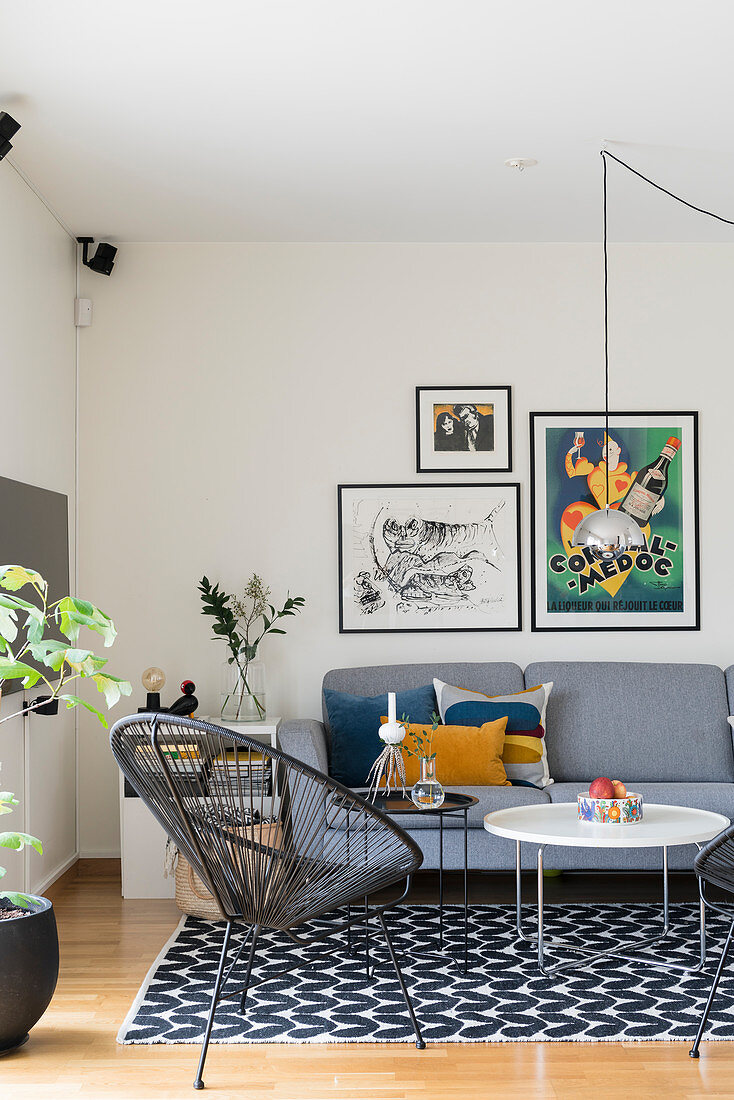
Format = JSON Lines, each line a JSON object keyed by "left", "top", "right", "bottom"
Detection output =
{"left": 74, "top": 297, "right": 93, "bottom": 327}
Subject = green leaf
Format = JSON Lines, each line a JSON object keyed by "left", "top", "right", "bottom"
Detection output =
{"left": 0, "top": 565, "right": 44, "bottom": 592}
{"left": 28, "top": 641, "right": 108, "bottom": 676}
{"left": 0, "top": 891, "right": 36, "bottom": 908}
{"left": 0, "top": 831, "right": 42, "bottom": 854}
{"left": 0, "top": 792, "right": 19, "bottom": 817}
{"left": 56, "top": 597, "right": 117, "bottom": 647}
{"left": 91, "top": 673, "right": 133, "bottom": 709}
{"left": 24, "top": 609, "right": 45, "bottom": 645}
{"left": 0, "top": 601, "right": 18, "bottom": 644}
{"left": 0, "top": 657, "right": 42, "bottom": 686}
{"left": 268, "top": 628, "right": 287, "bottom": 635}
{"left": 58, "top": 694, "right": 108, "bottom": 727}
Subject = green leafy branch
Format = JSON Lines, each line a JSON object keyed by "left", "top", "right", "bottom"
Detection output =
{"left": 0, "top": 567, "right": 132, "bottom": 728}
{"left": 199, "top": 575, "right": 305, "bottom": 664}
{"left": 0, "top": 565, "right": 131, "bottom": 907}
{"left": 399, "top": 711, "right": 441, "bottom": 761}
{"left": 0, "top": 789, "right": 40, "bottom": 909}
{"left": 198, "top": 574, "right": 305, "bottom": 720}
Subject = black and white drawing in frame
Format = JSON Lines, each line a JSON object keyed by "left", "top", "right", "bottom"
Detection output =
{"left": 338, "top": 483, "right": 521, "bottom": 633}
{"left": 416, "top": 386, "right": 512, "bottom": 473}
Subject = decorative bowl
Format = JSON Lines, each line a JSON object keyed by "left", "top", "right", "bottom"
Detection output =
{"left": 577, "top": 792, "right": 643, "bottom": 824}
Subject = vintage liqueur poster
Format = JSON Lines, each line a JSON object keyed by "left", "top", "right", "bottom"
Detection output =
{"left": 530, "top": 412, "right": 699, "bottom": 631}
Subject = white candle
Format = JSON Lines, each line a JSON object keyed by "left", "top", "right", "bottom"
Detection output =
{"left": 387, "top": 691, "right": 396, "bottom": 725}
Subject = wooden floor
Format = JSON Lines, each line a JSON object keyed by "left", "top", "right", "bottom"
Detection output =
{"left": 4, "top": 864, "right": 734, "bottom": 1100}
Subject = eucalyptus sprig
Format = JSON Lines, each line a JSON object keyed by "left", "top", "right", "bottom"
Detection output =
{"left": 399, "top": 711, "right": 441, "bottom": 761}
{"left": 198, "top": 575, "right": 305, "bottom": 666}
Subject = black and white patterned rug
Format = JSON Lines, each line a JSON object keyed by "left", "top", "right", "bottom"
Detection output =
{"left": 118, "top": 903, "right": 734, "bottom": 1045}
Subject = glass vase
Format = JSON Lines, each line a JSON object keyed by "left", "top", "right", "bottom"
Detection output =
{"left": 220, "top": 655, "right": 266, "bottom": 722}
{"left": 410, "top": 756, "right": 445, "bottom": 810}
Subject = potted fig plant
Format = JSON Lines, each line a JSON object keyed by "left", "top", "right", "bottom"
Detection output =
{"left": 0, "top": 564, "right": 131, "bottom": 1055}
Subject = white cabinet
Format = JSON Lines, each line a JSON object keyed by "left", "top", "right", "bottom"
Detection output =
{"left": 119, "top": 717, "right": 280, "bottom": 899}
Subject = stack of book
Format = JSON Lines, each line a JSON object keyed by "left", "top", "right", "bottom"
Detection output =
{"left": 135, "top": 741, "right": 204, "bottom": 778}
{"left": 209, "top": 748, "right": 273, "bottom": 798}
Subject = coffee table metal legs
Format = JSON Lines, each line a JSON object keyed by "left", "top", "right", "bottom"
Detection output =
{"left": 438, "top": 812, "right": 444, "bottom": 949}
{"left": 404, "top": 804, "right": 471, "bottom": 972}
{"left": 514, "top": 839, "right": 707, "bottom": 977}
{"left": 463, "top": 807, "right": 469, "bottom": 972}
{"left": 427, "top": 804, "right": 469, "bottom": 970}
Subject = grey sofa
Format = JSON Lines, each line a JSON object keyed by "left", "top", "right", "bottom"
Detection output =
{"left": 279, "top": 661, "right": 734, "bottom": 873}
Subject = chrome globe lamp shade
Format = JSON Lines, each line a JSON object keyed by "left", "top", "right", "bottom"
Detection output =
{"left": 570, "top": 507, "right": 646, "bottom": 562}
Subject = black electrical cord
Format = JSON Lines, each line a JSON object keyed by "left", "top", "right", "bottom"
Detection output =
{"left": 602, "top": 151, "right": 610, "bottom": 510}
{"left": 600, "top": 147, "right": 734, "bottom": 510}
{"left": 602, "top": 148, "right": 734, "bottom": 228}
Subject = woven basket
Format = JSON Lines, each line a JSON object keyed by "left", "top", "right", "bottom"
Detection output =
{"left": 175, "top": 857, "right": 222, "bottom": 920}
{"left": 173, "top": 822, "right": 283, "bottom": 920}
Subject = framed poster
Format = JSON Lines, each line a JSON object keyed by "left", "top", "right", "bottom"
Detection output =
{"left": 530, "top": 412, "right": 700, "bottom": 632}
{"left": 415, "top": 386, "right": 512, "bottom": 472}
{"left": 338, "top": 483, "right": 521, "bottom": 633}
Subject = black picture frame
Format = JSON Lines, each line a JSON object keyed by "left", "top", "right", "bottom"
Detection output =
{"left": 415, "top": 385, "right": 512, "bottom": 473}
{"left": 338, "top": 482, "right": 522, "bottom": 634}
{"left": 529, "top": 411, "right": 700, "bottom": 632}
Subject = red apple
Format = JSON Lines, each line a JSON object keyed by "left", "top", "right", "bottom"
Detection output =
{"left": 611, "top": 780, "right": 627, "bottom": 798}
{"left": 589, "top": 776, "right": 616, "bottom": 799}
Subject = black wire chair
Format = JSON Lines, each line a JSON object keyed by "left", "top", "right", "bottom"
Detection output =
{"left": 110, "top": 713, "right": 425, "bottom": 1089}
{"left": 689, "top": 821, "right": 734, "bottom": 1058}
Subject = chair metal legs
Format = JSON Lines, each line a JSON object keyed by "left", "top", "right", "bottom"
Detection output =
{"left": 377, "top": 912, "right": 426, "bottom": 1050}
{"left": 689, "top": 916, "right": 734, "bottom": 1059}
{"left": 194, "top": 921, "right": 234, "bottom": 1090}
{"left": 239, "top": 925, "right": 260, "bottom": 1014}
{"left": 192, "top": 910, "right": 424, "bottom": 1089}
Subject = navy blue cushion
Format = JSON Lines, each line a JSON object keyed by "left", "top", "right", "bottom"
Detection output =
{"left": 324, "top": 685, "right": 437, "bottom": 788}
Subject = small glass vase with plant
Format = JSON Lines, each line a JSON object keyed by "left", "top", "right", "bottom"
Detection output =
{"left": 401, "top": 711, "right": 445, "bottom": 810}
{"left": 0, "top": 564, "right": 131, "bottom": 911}
{"left": 199, "top": 574, "right": 305, "bottom": 722}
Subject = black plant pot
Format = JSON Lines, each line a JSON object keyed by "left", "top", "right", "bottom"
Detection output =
{"left": 0, "top": 895, "right": 59, "bottom": 1055}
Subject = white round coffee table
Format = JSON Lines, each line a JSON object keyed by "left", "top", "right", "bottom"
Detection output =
{"left": 484, "top": 802, "right": 729, "bottom": 977}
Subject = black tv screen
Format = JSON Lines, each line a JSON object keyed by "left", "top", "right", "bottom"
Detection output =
{"left": 0, "top": 475, "right": 69, "bottom": 694}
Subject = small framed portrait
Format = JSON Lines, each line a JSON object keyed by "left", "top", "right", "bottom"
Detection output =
{"left": 415, "top": 386, "right": 512, "bottom": 473}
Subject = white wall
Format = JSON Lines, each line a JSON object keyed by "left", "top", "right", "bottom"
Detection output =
{"left": 0, "top": 164, "right": 77, "bottom": 893}
{"left": 78, "top": 242, "right": 733, "bottom": 856}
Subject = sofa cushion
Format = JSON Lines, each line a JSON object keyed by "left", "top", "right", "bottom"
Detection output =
{"left": 406, "top": 719, "right": 511, "bottom": 787}
{"left": 434, "top": 678, "right": 553, "bottom": 788}
{"left": 324, "top": 684, "right": 436, "bottom": 788}
{"left": 525, "top": 662, "right": 734, "bottom": 784}
{"left": 322, "top": 663, "right": 524, "bottom": 736}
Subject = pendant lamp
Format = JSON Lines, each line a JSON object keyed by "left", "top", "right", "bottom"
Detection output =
{"left": 571, "top": 151, "right": 646, "bottom": 561}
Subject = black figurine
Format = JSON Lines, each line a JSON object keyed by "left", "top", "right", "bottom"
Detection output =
{"left": 168, "top": 679, "right": 198, "bottom": 717}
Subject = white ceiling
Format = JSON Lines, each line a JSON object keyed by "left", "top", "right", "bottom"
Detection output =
{"left": 4, "top": 1, "right": 734, "bottom": 242}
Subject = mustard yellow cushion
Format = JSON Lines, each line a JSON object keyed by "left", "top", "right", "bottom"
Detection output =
{"left": 380, "top": 717, "right": 510, "bottom": 786}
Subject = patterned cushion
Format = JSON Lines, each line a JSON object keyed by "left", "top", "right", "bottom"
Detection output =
{"left": 433, "top": 679, "right": 554, "bottom": 788}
